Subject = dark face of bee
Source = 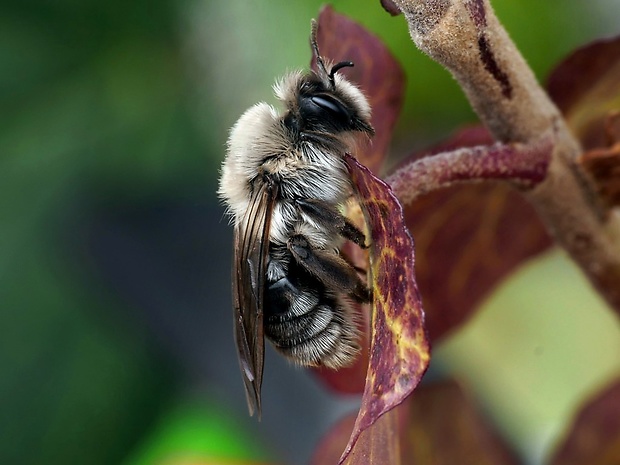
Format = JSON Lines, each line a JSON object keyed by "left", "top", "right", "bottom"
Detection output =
{"left": 290, "top": 74, "right": 374, "bottom": 137}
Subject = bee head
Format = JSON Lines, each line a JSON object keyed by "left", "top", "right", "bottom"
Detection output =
{"left": 289, "top": 20, "right": 374, "bottom": 137}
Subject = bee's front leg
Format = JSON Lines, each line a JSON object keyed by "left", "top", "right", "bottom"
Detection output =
{"left": 287, "top": 234, "right": 371, "bottom": 303}
{"left": 294, "top": 198, "right": 368, "bottom": 248}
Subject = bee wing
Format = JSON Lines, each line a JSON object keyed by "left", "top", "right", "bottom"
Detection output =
{"left": 232, "top": 180, "right": 277, "bottom": 418}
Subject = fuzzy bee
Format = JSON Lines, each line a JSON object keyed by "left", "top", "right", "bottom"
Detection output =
{"left": 218, "top": 20, "right": 374, "bottom": 416}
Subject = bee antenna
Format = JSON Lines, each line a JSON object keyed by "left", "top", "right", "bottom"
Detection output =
{"left": 311, "top": 20, "right": 354, "bottom": 89}
{"left": 310, "top": 19, "right": 329, "bottom": 80}
{"left": 329, "top": 61, "right": 354, "bottom": 85}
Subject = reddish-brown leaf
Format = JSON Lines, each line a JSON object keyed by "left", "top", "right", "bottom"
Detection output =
{"left": 311, "top": 413, "right": 358, "bottom": 465}
{"left": 579, "top": 145, "right": 620, "bottom": 208}
{"left": 380, "top": 0, "right": 402, "bottom": 16}
{"left": 313, "top": 380, "right": 520, "bottom": 464}
{"left": 578, "top": 112, "right": 620, "bottom": 208}
{"left": 313, "top": 6, "right": 406, "bottom": 174}
{"left": 404, "top": 380, "right": 521, "bottom": 464}
{"left": 311, "top": 404, "right": 408, "bottom": 465}
{"left": 342, "top": 407, "right": 404, "bottom": 465}
{"left": 397, "top": 126, "right": 552, "bottom": 341}
{"left": 547, "top": 35, "right": 620, "bottom": 150}
{"left": 549, "top": 377, "right": 620, "bottom": 465}
{"left": 337, "top": 154, "right": 430, "bottom": 464}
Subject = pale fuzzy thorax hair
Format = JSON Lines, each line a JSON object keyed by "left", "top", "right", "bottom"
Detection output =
{"left": 219, "top": 99, "right": 352, "bottom": 227}
{"left": 218, "top": 102, "right": 282, "bottom": 223}
{"left": 219, "top": 69, "right": 372, "bottom": 227}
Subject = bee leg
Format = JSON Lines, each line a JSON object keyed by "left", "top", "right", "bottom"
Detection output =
{"left": 287, "top": 234, "right": 371, "bottom": 303}
{"left": 342, "top": 219, "right": 369, "bottom": 249}
{"left": 294, "top": 198, "right": 368, "bottom": 248}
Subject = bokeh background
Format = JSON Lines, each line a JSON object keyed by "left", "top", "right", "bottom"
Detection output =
{"left": 3, "top": 0, "right": 620, "bottom": 464}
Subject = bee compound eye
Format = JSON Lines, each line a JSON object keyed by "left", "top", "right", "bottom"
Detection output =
{"left": 310, "top": 95, "right": 351, "bottom": 122}
{"left": 310, "top": 95, "right": 340, "bottom": 113}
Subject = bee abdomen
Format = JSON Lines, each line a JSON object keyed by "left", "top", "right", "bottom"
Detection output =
{"left": 265, "top": 274, "right": 360, "bottom": 369}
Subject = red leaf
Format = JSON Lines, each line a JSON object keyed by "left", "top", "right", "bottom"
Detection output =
{"left": 576, "top": 111, "right": 620, "bottom": 209}
{"left": 405, "top": 380, "right": 521, "bottom": 464}
{"left": 380, "top": 0, "right": 402, "bottom": 17}
{"left": 398, "top": 126, "right": 552, "bottom": 340}
{"left": 550, "top": 377, "right": 620, "bottom": 465}
{"left": 313, "top": 6, "right": 406, "bottom": 174}
{"left": 547, "top": 35, "right": 620, "bottom": 150}
{"left": 313, "top": 380, "right": 520, "bottom": 464}
{"left": 311, "top": 413, "right": 357, "bottom": 465}
{"left": 311, "top": 404, "right": 408, "bottom": 465}
{"left": 338, "top": 154, "right": 430, "bottom": 463}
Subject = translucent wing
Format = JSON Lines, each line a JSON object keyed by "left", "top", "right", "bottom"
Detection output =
{"left": 232, "top": 180, "right": 276, "bottom": 417}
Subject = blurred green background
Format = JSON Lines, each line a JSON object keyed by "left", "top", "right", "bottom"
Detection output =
{"left": 2, "top": 0, "right": 620, "bottom": 464}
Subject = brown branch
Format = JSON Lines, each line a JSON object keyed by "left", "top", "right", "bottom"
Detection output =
{"left": 389, "top": 0, "right": 620, "bottom": 312}
{"left": 387, "top": 133, "right": 553, "bottom": 204}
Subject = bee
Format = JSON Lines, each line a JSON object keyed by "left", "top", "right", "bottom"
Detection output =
{"left": 218, "top": 20, "right": 374, "bottom": 416}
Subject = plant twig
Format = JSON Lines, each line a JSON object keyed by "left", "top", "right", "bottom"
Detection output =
{"left": 389, "top": 0, "right": 620, "bottom": 312}
{"left": 387, "top": 133, "right": 553, "bottom": 204}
